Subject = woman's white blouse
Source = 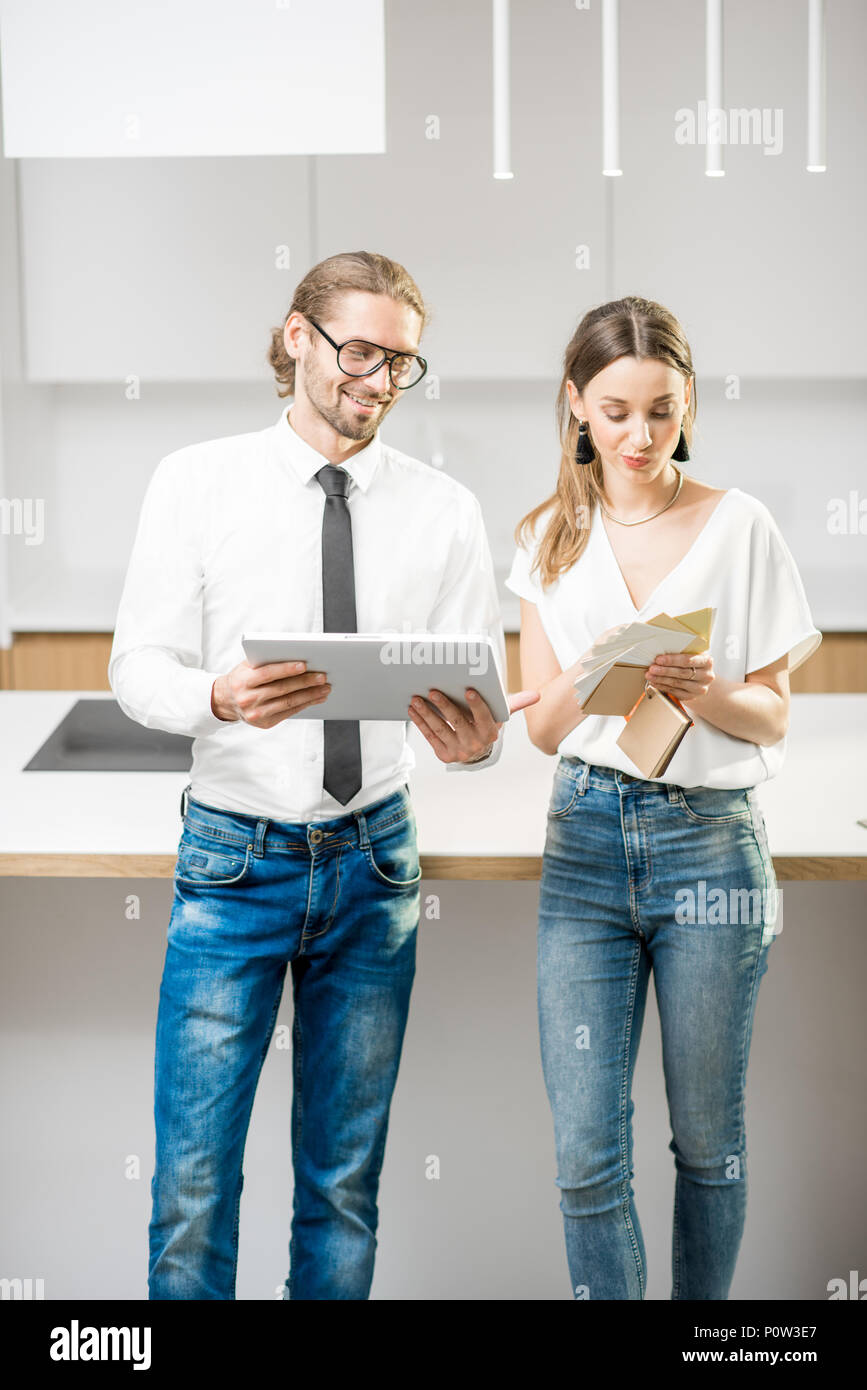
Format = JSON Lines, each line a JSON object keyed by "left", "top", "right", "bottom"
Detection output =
{"left": 504, "top": 487, "right": 822, "bottom": 789}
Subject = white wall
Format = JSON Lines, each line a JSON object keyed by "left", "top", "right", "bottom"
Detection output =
{"left": 1, "top": 0, "right": 865, "bottom": 640}
{"left": 4, "top": 376, "right": 865, "bottom": 632}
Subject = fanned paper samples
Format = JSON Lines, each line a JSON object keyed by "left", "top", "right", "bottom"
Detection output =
{"left": 574, "top": 608, "right": 715, "bottom": 777}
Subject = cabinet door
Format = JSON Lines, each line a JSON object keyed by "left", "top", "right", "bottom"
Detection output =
{"left": 8, "top": 634, "right": 112, "bottom": 690}
{"left": 315, "top": 0, "right": 608, "bottom": 380}
{"left": 20, "top": 156, "right": 311, "bottom": 381}
{"left": 612, "top": 0, "right": 867, "bottom": 378}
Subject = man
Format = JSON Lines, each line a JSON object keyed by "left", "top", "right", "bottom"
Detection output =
{"left": 109, "top": 249, "right": 537, "bottom": 1300}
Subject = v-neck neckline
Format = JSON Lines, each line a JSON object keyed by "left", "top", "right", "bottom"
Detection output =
{"left": 595, "top": 488, "right": 736, "bottom": 616}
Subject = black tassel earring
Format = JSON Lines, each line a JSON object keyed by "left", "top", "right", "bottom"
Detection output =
{"left": 671, "top": 427, "right": 690, "bottom": 462}
{"left": 575, "top": 419, "right": 595, "bottom": 466}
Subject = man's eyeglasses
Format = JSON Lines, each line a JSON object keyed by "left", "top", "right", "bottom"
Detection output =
{"left": 306, "top": 316, "right": 427, "bottom": 390}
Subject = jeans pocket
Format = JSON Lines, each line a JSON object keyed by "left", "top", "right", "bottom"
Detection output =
{"left": 548, "top": 764, "right": 582, "bottom": 819}
{"left": 363, "top": 814, "right": 422, "bottom": 889}
{"left": 175, "top": 834, "right": 252, "bottom": 887}
{"left": 675, "top": 785, "right": 752, "bottom": 824}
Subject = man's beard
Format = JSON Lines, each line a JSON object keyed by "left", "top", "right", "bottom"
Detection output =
{"left": 304, "top": 359, "right": 395, "bottom": 442}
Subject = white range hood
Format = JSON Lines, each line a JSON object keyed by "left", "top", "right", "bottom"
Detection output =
{"left": 0, "top": 0, "right": 385, "bottom": 157}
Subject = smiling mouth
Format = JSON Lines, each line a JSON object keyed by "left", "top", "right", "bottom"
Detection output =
{"left": 343, "top": 389, "right": 387, "bottom": 407}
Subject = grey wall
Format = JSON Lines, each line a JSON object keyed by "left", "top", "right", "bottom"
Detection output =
{"left": 6, "top": 375, "right": 866, "bottom": 631}
{"left": 1, "top": 876, "right": 864, "bottom": 1300}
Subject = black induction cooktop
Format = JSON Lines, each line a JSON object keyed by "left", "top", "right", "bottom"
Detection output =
{"left": 23, "top": 698, "right": 193, "bottom": 771}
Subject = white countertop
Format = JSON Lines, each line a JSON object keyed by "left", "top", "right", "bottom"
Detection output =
{"left": 0, "top": 692, "right": 865, "bottom": 872}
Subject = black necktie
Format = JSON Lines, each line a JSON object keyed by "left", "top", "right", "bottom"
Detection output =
{"left": 315, "top": 464, "right": 362, "bottom": 805}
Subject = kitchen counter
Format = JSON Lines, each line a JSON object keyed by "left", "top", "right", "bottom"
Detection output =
{"left": 0, "top": 692, "right": 865, "bottom": 879}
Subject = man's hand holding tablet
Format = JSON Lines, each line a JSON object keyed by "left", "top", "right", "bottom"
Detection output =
{"left": 408, "top": 687, "right": 541, "bottom": 764}
{"left": 211, "top": 660, "right": 330, "bottom": 727}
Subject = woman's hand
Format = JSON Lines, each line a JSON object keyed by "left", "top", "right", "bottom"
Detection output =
{"left": 645, "top": 651, "right": 715, "bottom": 703}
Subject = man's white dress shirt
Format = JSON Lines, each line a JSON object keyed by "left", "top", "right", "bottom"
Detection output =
{"left": 109, "top": 404, "right": 506, "bottom": 821}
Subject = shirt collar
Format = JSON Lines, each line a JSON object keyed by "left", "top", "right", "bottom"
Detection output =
{"left": 273, "top": 402, "right": 381, "bottom": 494}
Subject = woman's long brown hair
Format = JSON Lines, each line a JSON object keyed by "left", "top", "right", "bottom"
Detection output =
{"left": 515, "top": 295, "right": 697, "bottom": 587}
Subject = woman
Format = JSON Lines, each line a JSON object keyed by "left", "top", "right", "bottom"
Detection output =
{"left": 505, "top": 295, "right": 821, "bottom": 1300}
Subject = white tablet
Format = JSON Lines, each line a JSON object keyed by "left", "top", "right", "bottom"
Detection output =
{"left": 241, "top": 632, "right": 510, "bottom": 723}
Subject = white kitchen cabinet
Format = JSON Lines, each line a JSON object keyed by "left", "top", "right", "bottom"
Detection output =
{"left": 19, "top": 156, "right": 311, "bottom": 381}
{"left": 315, "top": 0, "right": 608, "bottom": 380}
{"left": 611, "top": 0, "right": 867, "bottom": 378}
{"left": 13, "top": 0, "right": 866, "bottom": 385}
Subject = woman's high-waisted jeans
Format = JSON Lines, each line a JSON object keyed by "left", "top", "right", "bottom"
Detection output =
{"left": 538, "top": 756, "right": 778, "bottom": 1301}
{"left": 148, "top": 783, "right": 420, "bottom": 1301}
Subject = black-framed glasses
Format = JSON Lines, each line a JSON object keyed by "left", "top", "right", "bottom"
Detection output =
{"left": 306, "top": 316, "right": 427, "bottom": 390}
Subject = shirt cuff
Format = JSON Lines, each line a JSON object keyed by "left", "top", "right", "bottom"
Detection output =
{"left": 110, "top": 652, "right": 230, "bottom": 739}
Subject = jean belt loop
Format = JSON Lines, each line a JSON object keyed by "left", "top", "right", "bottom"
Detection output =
{"left": 354, "top": 805, "right": 370, "bottom": 853}
{"left": 180, "top": 783, "right": 191, "bottom": 820}
{"left": 576, "top": 761, "right": 589, "bottom": 796}
{"left": 666, "top": 782, "right": 680, "bottom": 804}
{"left": 254, "top": 816, "right": 269, "bottom": 858}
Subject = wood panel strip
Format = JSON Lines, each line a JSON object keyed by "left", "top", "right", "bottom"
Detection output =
{"left": 506, "top": 631, "right": 867, "bottom": 695}
{"left": 0, "top": 852, "right": 864, "bottom": 880}
{"left": 3, "top": 630, "right": 866, "bottom": 692}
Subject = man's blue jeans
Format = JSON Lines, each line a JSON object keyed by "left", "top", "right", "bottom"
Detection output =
{"left": 148, "top": 784, "right": 420, "bottom": 1300}
{"left": 538, "top": 757, "right": 778, "bottom": 1300}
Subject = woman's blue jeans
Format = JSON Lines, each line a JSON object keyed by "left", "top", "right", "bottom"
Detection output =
{"left": 148, "top": 784, "right": 420, "bottom": 1300}
{"left": 538, "top": 756, "right": 778, "bottom": 1300}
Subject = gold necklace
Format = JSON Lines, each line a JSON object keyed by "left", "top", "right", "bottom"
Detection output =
{"left": 597, "top": 467, "right": 684, "bottom": 526}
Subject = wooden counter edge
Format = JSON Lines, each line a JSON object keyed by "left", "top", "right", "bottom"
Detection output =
{"left": 0, "top": 853, "right": 865, "bottom": 880}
